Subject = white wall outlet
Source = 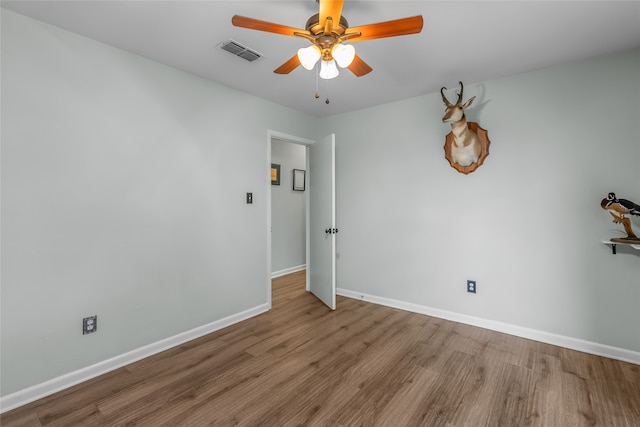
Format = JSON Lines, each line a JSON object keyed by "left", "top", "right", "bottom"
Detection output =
{"left": 83, "top": 315, "right": 97, "bottom": 334}
{"left": 467, "top": 280, "right": 477, "bottom": 294}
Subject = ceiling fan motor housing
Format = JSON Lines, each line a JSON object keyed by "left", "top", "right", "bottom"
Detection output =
{"left": 305, "top": 13, "right": 349, "bottom": 36}
{"left": 305, "top": 13, "right": 350, "bottom": 60}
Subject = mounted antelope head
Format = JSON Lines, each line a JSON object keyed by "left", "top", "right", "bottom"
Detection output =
{"left": 440, "top": 81, "right": 481, "bottom": 167}
{"left": 441, "top": 81, "right": 475, "bottom": 124}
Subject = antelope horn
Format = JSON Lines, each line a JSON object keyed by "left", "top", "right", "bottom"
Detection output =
{"left": 440, "top": 87, "right": 452, "bottom": 106}
{"left": 456, "top": 81, "right": 464, "bottom": 105}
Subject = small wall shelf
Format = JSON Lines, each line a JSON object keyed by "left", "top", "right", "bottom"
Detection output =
{"left": 602, "top": 240, "right": 640, "bottom": 254}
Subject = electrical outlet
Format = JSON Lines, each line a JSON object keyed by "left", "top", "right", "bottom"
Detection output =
{"left": 246, "top": 192, "right": 253, "bottom": 204}
{"left": 467, "top": 280, "right": 477, "bottom": 294}
{"left": 83, "top": 315, "right": 97, "bottom": 335}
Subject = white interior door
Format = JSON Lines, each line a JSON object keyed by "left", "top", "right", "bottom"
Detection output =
{"left": 308, "top": 133, "right": 336, "bottom": 310}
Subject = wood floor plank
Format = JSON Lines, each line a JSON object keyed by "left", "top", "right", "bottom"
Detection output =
{"left": 18, "top": 368, "right": 132, "bottom": 427}
{"left": 281, "top": 361, "right": 362, "bottom": 427}
{"left": 95, "top": 341, "right": 251, "bottom": 415}
{"left": 158, "top": 352, "right": 317, "bottom": 426}
{"left": 372, "top": 366, "right": 442, "bottom": 427}
{"left": 484, "top": 361, "right": 531, "bottom": 426}
{"left": 133, "top": 353, "right": 280, "bottom": 426}
{"left": 0, "top": 410, "right": 42, "bottom": 426}
{"left": 526, "top": 352, "right": 564, "bottom": 426}
{"left": 395, "top": 351, "right": 479, "bottom": 427}
{"left": 2, "top": 269, "right": 639, "bottom": 426}
{"left": 585, "top": 358, "right": 640, "bottom": 427}
{"left": 230, "top": 350, "right": 358, "bottom": 426}
{"left": 561, "top": 370, "right": 599, "bottom": 426}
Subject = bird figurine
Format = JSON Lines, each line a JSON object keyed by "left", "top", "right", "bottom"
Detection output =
{"left": 600, "top": 192, "right": 640, "bottom": 242}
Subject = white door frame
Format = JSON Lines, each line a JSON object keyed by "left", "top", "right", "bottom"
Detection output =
{"left": 266, "top": 130, "right": 315, "bottom": 309}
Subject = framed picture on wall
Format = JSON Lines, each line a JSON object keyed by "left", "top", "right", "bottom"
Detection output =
{"left": 293, "top": 169, "right": 306, "bottom": 191}
{"left": 271, "top": 163, "right": 281, "bottom": 185}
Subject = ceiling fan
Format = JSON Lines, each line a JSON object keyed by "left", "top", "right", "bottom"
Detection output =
{"left": 231, "top": 0, "right": 423, "bottom": 80}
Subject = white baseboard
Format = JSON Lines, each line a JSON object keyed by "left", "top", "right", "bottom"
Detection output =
{"left": 337, "top": 288, "right": 640, "bottom": 365}
{"left": 271, "top": 264, "right": 306, "bottom": 278}
{"left": 0, "top": 303, "right": 270, "bottom": 414}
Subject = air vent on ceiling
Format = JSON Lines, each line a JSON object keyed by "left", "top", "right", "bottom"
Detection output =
{"left": 220, "top": 39, "right": 261, "bottom": 62}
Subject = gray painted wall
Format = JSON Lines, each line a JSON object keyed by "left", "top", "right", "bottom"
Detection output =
{"left": 322, "top": 49, "right": 640, "bottom": 354}
{"left": 271, "top": 140, "right": 306, "bottom": 274}
{"left": 0, "top": 10, "right": 316, "bottom": 396}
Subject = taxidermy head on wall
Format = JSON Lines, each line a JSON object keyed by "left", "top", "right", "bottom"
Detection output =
{"left": 440, "top": 81, "right": 481, "bottom": 167}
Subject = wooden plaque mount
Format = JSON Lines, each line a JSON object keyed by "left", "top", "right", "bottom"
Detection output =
{"left": 444, "top": 122, "right": 491, "bottom": 175}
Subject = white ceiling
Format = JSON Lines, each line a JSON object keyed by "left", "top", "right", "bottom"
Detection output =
{"left": 3, "top": 1, "right": 640, "bottom": 117}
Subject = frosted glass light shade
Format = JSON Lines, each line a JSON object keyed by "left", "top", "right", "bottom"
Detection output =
{"left": 332, "top": 44, "right": 356, "bottom": 68}
{"left": 297, "top": 45, "right": 321, "bottom": 70}
{"left": 319, "top": 59, "right": 339, "bottom": 79}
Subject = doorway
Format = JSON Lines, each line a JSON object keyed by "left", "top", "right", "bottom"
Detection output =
{"left": 267, "top": 131, "right": 313, "bottom": 309}
{"left": 270, "top": 139, "right": 307, "bottom": 276}
{"left": 266, "top": 130, "right": 337, "bottom": 311}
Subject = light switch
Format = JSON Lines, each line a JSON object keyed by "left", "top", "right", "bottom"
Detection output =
{"left": 246, "top": 192, "right": 253, "bottom": 204}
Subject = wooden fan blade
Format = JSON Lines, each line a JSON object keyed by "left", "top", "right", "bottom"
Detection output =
{"left": 274, "top": 55, "right": 301, "bottom": 74}
{"left": 232, "top": 15, "right": 309, "bottom": 37}
{"left": 348, "top": 55, "right": 373, "bottom": 77}
{"left": 348, "top": 16, "right": 423, "bottom": 42}
{"left": 319, "top": 0, "right": 344, "bottom": 30}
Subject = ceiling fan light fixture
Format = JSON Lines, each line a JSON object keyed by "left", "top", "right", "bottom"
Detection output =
{"left": 319, "top": 59, "right": 339, "bottom": 79}
{"left": 232, "top": 2, "right": 424, "bottom": 80}
{"left": 298, "top": 45, "right": 321, "bottom": 70}
{"left": 332, "top": 43, "right": 355, "bottom": 68}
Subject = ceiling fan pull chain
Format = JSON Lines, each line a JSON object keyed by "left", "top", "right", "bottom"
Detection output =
{"left": 315, "top": 63, "right": 320, "bottom": 99}
{"left": 325, "top": 78, "right": 330, "bottom": 104}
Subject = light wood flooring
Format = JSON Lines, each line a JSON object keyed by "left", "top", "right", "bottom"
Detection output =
{"left": 2, "top": 270, "right": 639, "bottom": 426}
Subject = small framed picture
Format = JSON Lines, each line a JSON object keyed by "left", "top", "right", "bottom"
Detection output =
{"left": 293, "top": 169, "right": 306, "bottom": 191}
{"left": 271, "top": 163, "right": 281, "bottom": 185}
